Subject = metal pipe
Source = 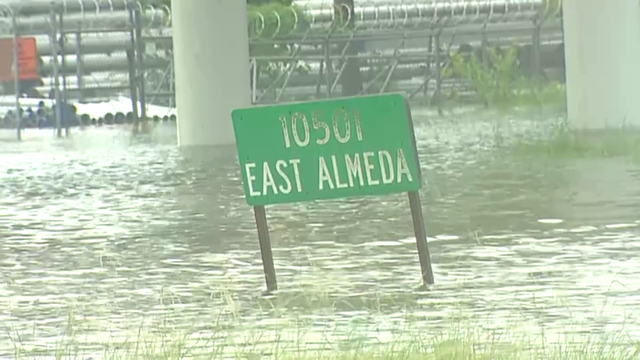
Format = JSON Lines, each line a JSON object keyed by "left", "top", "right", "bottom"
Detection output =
{"left": 74, "top": 29, "right": 84, "bottom": 102}
{"left": 10, "top": 10, "right": 22, "bottom": 140}
{"left": 37, "top": 33, "right": 134, "bottom": 55}
{"left": 39, "top": 72, "right": 129, "bottom": 87}
{"left": 1, "top": 0, "right": 132, "bottom": 16}
{"left": 434, "top": 33, "right": 442, "bottom": 115}
{"left": 293, "top": 0, "right": 551, "bottom": 31}
{"left": 32, "top": 36, "right": 563, "bottom": 87}
{"left": 0, "top": 9, "right": 168, "bottom": 34}
{"left": 30, "top": 21, "right": 560, "bottom": 59}
{"left": 168, "top": 58, "right": 174, "bottom": 108}
{"left": 126, "top": 5, "right": 138, "bottom": 121}
{"left": 251, "top": 59, "right": 258, "bottom": 103}
{"left": 35, "top": 84, "right": 131, "bottom": 95}
{"left": 146, "top": 16, "right": 561, "bottom": 43}
{"left": 134, "top": 7, "right": 146, "bottom": 120}
{"left": 49, "top": 4, "right": 62, "bottom": 137}
{"left": 126, "top": 48, "right": 139, "bottom": 120}
{"left": 38, "top": 54, "right": 169, "bottom": 75}
{"left": 58, "top": 9, "right": 71, "bottom": 136}
{"left": 532, "top": 19, "right": 541, "bottom": 76}
{"left": 1, "top": 1, "right": 550, "bottom": 40}
{"left": 58, "top": 12, "right": 67, "bottom": 103}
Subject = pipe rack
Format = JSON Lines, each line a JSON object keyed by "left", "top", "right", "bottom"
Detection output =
{"left": 0, "top": 0, "right": 169, "bottom": 16}
{"left": 0, "top": 0, "right": 566, "bottom": 122}
{"left": 0, "top": 9, "right": 168, "bottom": 34}
{"left": 245, "top": 0, "right": 563, "bottom": 38}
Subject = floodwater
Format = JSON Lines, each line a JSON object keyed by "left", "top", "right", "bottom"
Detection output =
{"left": 0, "top": 109, "right": 639, "bottom": 357}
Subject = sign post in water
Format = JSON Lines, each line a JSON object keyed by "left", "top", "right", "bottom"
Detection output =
{"left": 232, "top": 93, "right": 434, "bottom": 292}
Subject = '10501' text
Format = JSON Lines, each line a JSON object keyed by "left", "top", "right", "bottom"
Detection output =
{"left": 279, "top": 108, "right": 362, "bottom": 148}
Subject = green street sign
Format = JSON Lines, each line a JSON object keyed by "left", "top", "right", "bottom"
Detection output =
{"left": 231, "top": 94, "right": 434, "bottom": 291}
{"left": 231, "top": 93, "right": 422, "bottom": 206}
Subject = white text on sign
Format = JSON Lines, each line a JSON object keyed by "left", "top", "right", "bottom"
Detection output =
{"left": 279, "top": 108, "right": 363, "bottom": 148}
{"left": 244, "top": 149, "right": 413, "bottom": 197}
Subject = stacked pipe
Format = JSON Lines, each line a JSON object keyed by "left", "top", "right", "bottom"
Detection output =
{"left": 0, "top": 0, "right": 169, "bottom": 101}
{"left": 0, "top": 0, "right": 169, "bottom": 34}
{"left": 282, "top": 0, "right": 561, "bottom": 35}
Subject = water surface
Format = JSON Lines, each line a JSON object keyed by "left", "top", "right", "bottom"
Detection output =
{"left": 0, "top": 109, "right": 639, "bottom": 356}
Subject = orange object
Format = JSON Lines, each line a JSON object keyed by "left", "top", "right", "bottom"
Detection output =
{"left": 0, "top": 37, "right": 39, "bottom": 83}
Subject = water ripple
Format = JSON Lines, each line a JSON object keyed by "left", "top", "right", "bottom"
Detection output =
{"left": 0, "top": 113, "right": 639, "bottom": 356}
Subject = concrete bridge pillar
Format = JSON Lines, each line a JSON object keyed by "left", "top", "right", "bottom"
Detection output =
{"left": 171, "top": 0, "right": 251, "bottom": 146}
{"left": 562, "top": 0, "right": 640, "bottom": 129}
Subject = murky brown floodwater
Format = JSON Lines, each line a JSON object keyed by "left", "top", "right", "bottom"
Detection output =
{"left": 0, "top": 108, "right": 639, "bottom": 357}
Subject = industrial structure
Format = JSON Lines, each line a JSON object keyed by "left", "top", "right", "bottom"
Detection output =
{"left": 0, "top": 0, "right": 564, "bottom": 141}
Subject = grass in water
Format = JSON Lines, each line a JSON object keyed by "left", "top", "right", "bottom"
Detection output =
{"left": 502, "top": 118, "right": 640, "bottom": 161}
{"left": 5, "top": 242, "right": 639, "bottom": 359}
{"left": 6, "top": 315, "right": 640, "bottom": 359}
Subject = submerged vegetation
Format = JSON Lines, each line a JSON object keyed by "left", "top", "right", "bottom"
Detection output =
{"left": 511, "top": 122, "right": 640, "bottom": 160}
{"left": 7, "top": 313, "right": 640, "bottom": 359}
{"left": 5, "top": 285, "right": 640, "bottom": 359}
{"left": 443, "top": 45, "right": 566, "bottom": 110}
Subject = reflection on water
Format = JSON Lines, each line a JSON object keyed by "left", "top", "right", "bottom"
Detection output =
{"left": 0, "top": 110, "right": 639, "bottom": 356}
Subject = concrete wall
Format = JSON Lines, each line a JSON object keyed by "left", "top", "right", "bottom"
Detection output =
{"left": 563, "top": 0, "right": 640, "bottom": 129}
{"left": 172, "top": 0, "right": 251, "bottom": 146}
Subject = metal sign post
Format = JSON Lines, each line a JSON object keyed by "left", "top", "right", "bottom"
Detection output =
{"left": 10, "top": 11, "right": 21, "bottom": 141}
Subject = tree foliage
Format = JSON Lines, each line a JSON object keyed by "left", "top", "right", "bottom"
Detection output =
{"left": 444, "top": 45, "right": 565, "bottom": 109}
